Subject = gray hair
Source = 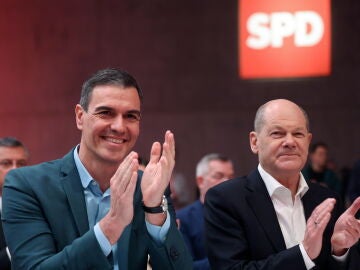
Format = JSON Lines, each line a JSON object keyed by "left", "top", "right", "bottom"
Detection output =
{"left": 196, "top": 153, "right": 232, "bottom": 177}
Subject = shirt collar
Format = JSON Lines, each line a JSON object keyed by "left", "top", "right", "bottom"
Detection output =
{"left": 73, "top": 145, "right": 93, "bottom": 190}
{"left": 258, "top": 164, "right": 309, "bottom": 198}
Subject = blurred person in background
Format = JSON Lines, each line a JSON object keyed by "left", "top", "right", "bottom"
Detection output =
{"left": 177, "top": 153, "right": 234, "bottom": 270}
{"left": 347, "top": 159, "right": 360, "bottom": 216}
{"left": 302, "top": 142, "right": 342, "bottom": 195}
{"left": 0, "top": 137, "right": 29, "bottom": 270}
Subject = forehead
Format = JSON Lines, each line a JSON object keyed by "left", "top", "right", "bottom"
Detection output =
{"left": 262, "top": 103, "right": 307, "bottom": 130}
{"left": 89, "top": 85, "right": 141, "bottom": 110}
{"left": 208, "top": 160, "right": 233, "bottom": 171}
{"left": 0, "top": 146, "right": 27, "bottom": 159}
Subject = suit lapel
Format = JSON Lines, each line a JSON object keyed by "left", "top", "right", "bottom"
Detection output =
{"left": 60, "top": 150, "right": 89, "bottom": 236}
{"left": 245, "top": 170, "right": 286, "bottom": 252}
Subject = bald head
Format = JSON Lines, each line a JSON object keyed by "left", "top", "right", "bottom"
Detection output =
{"left": 254, "top": 99, "right": 310, "bottom": 133}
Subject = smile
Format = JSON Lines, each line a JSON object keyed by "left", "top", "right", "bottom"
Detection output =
{"left": 103, "top": 137, "right": 126, "bottom": 144}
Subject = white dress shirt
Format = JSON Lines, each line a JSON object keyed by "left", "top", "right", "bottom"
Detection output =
{"left": 258, "top": 164, "right": 315, "bottom": 269}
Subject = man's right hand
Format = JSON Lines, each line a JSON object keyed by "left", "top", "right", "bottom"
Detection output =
{"left": 302, "top": 198, "right": 336, "bottom": 260}
{"left": 99, "top": 151, "right": 139, "bottom": 245}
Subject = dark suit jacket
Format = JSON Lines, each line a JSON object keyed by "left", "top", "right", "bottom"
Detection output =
{"left": 2, "top": 149, "right": 192, "bottom": 270}
{"left": 204, "top": 169, "right": 358, "bottom": 270}
{"left": 0, "top": 212, "right": 11, "bottom": 270}
{"left": 177, "top": 200, "right": 210, "bottom": 270}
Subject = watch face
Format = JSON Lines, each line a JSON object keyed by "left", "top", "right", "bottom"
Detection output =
{"left": 162, "top": 196, "right": 168, "bottom": 212}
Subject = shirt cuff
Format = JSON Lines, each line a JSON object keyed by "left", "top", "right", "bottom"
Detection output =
{"left": 299, "top": 243, "right": 315, "bottom": 270}
{"left": 145, "top": 210, "right": 171, "bottom": 245}
{"left": 332, "top": 249, "right": 349, "bottom": 262}
{"left": 94, "top": 223, "right": 112, "bottom": 256}
{"left": 6, "top": 246, "right": 11, "bottom": 260}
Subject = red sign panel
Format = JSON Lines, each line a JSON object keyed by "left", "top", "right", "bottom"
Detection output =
{"left": 239, "top": 0, "right": 331, "bottom": 79}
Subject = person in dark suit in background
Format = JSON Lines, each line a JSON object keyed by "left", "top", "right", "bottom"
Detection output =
{"left": 347, "top": 160, "right": 360, "bottom": 210}
{"left": 0, "top": 137, "right": 29, "bottom": 270}
{"left": 205, "top": 99, "right": 360, "bottom": 270}
{"left": 2, "top": 68, "right": 192, "bottom": 269}
{"left": 177, "top": 153, "right": 234, "bottom": 270}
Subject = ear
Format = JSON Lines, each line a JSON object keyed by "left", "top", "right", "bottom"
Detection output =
{"left": 196, "top": 176, "right": 204, "bottom": 189}
{"left": 249, "top": 131, "right": 259, "bottom": 154}
{"left": 75, "top": 104, "right": 85, "bottom": 131}
{"left": 307, "top": 132, "right": 312, "bottom": 144}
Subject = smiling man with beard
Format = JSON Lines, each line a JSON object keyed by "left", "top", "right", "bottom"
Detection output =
{"left": 2, "top": 68, "right": 192, "bottom": 270}
{"left": 205, "top": 99, "right": 360, "bottom": 270}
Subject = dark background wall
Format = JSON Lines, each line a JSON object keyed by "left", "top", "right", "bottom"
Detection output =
{"left": 0, "top": 1, "right": 359, "bottom": 196}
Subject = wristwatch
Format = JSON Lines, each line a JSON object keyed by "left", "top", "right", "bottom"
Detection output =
{"left": 142, "top": 195, "right": 168, "bottom": 214}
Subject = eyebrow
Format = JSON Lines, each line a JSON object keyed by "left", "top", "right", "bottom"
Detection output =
{"left": 93, "top": 106, "right": 141, "bottom": 115}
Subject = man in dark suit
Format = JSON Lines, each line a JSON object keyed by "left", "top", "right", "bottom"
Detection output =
{"left": 2, "top": 68, "right": 192, "bottom": 269}
{"left": 205, "top": 99, "right": 360, "bottom": 270}
{"left": 0, "top": 137, "right": 29, "bottom": 270}
{"left": 177, "top": 153, "right": 234, "bottom": 270}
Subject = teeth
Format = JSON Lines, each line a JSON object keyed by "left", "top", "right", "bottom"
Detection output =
{"left": 105, "top": 137, "right": 125, "bottom": 144}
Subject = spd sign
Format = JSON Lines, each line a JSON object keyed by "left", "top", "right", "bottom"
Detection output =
{"left": 239, "top": 0, "right": 331, "bottom": 79}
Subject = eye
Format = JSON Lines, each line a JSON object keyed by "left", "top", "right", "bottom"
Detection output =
{"left": 294, "top": 132, "right": 305, "bottom": 138}
{"left": 124, "top": 112, "right": 141, "bottom": 122}
{"left": 17, "top": 161, "right": 27, "bottom": 167}
{"left": 0, "top": 160, "right": 12, "bottom": 168}
{"left": 94, "top": 110, "right": 114, "bottom": 118}
{"left": 270, "top": 131, "right": 284, "bottom": 138}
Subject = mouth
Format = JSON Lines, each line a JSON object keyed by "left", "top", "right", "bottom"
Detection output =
{"left": 102, "top": 136, "right": 127, "bottom": 144}
{"left": 279, "top": 153, "right": 299, "bottom": 158}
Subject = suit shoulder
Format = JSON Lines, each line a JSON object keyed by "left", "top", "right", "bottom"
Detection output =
{"left": 176, "top": 200, "right": 202, "bottom": 219}
{"left": 307, "top": 182, "right": 340, "bottom": 199}
{"left": 210, "top": 176, "right": 248, "bottom": 194}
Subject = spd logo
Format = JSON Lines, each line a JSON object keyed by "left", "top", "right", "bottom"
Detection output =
{"left": 239, "top": 0, "right": 331, "bottom": 79}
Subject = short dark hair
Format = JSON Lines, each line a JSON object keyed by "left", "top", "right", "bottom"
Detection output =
{"left": 80, "top": 68, "right": 143, "bottom": 111}
{"left": 0, "top": 137, "right": 29, "bottom": 156}
{"left": 309, "top": 142, "right": 328, "bottom": 154}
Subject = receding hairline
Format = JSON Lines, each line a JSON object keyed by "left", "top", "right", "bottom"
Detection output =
{"left": 254, "top": 99, "right": 310, "bottom": 132}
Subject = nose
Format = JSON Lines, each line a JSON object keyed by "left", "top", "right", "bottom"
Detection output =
{"left": 110, "top": 115, "right": 126, "bottom": 133}
{"left": 283, "top": 133, "right": 296, "bottom": 148}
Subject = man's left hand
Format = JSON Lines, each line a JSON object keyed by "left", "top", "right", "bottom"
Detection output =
{"left": 331, "top": 197, "right": 360, "bottom": 256}
{"left": 141, "top": 130, "right": 175, "bottom": 225}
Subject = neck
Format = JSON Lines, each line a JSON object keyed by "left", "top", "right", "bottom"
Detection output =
{"left": 200, "top": 194, "right": 205, "bottom": 204}
{"left": 80, "top": 157, "right": 119, "bottom": 192}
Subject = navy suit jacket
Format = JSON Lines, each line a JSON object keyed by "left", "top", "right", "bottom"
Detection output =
{"left": 0, "top": 213, "right": 11, "bottom": 270}
{"left": 177, "top": 200, "right": 210, "bottom": 270}
{"left": 2, "top": 149, "right": 192, "bottom": 270}
{"left": 204, "top": 169, "right": 359, "bottom": 270}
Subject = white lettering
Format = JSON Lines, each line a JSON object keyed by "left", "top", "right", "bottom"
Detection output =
{"left": 294, "top": 11, "right": 324, "bottom": 47}
{"left": 246, "top": 11, "right": 324, "bottom": 49}
{"left": 246, "top": 13, "right": 271, "bottom": 49}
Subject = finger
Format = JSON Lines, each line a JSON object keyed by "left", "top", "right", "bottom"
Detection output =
{"left": 148, "top": 142, "right": 161, "bottom": 165}
{"left": 312, "top": 198, "right": 336, "bottom": 218}
{"left": 316, "top": 212, "right": 332, "bottom": 232}
{"left": 346, "top": 219, "right": 360, "bottom": 235}
{"left": 346, "top": 197, "right": 360, "bottom": 216}
{"left": 112, "top": 151, "right": 138, "bottom": 181}
{"left": 117, "top": 159, "right": 138, "bottom": 193}
{"left": 165, "top": 130, "right": 175, "bottom": 159}
{"left": 124, "top": 171, "right": 138, "bottom": 199}
{"left": 308, "top": 198, "right": 335, "bottom": 227}
{"left": 162, "top": 132, "right": 175, "bottom": 170}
